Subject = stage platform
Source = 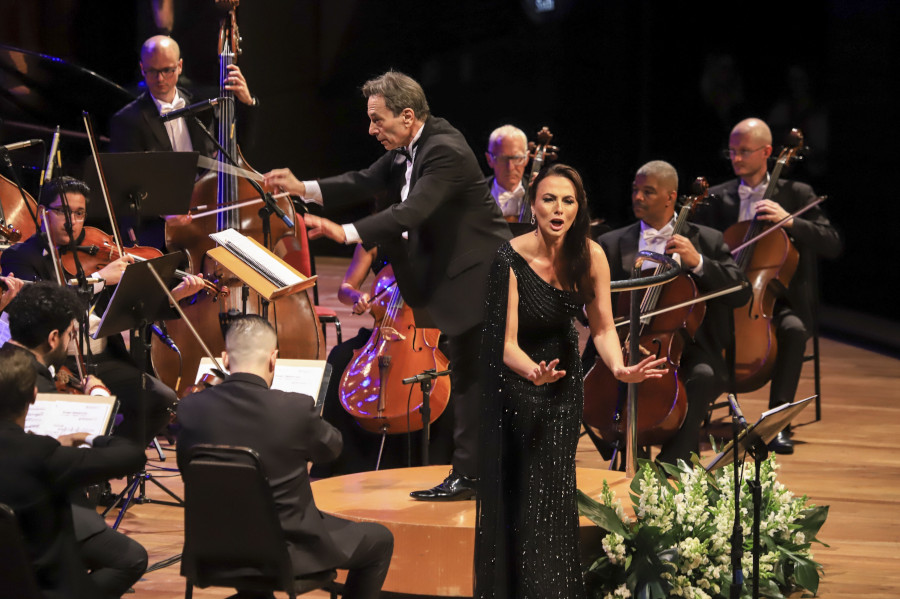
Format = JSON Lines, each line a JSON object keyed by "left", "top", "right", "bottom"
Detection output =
{"left": 311, "top": 464, "right": 631, "bottom": 597}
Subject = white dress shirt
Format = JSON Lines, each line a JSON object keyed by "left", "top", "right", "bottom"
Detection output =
{"left": 737, "top": 173, "right": 770, "bottom": 222}
{"left": 152, "top": 91, "right": 194, "bottom": 153}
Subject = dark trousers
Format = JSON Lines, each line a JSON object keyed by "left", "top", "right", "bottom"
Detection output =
{"left": 656, "top": 345, "right": 723, "bottom": 466}
{"left": 769, "top": 309, "right": 809, "bottom": 409}
{"left": 339, "top": 522, "right": 394, "bottom": 599}
{"left": 446, "top": 324, "right": 484, "bottom": 478}
{"left": 79, "top": 526, "right": 148, "bottom": 598}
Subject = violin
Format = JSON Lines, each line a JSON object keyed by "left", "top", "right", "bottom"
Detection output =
{"left": 54, "top": 365, "right": 85, "bottom": 394}
{"left": 583, "top": 178, "right": 711, "bottom": 447}
{"left": 58, "top": 225, "right": 222, "bottom": 297}
{"left": 723, "top": 129, "right": 803, "bottom": 392}
{"left": 338, "top": 265, "right": 450, "bottom": 434}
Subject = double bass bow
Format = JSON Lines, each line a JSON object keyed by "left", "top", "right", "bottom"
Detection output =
{"left": 154, "top": 0, "right": 324, "bottom": 395}
{"left": 723, "top": 128, "right": 805, "bottom": 392}
{"left": 582, "top": 178, "right": 712, "bottom": 447}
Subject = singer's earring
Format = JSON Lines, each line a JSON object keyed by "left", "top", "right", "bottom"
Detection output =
{"left": 530, "top": 213, "right": 535, "bottom": 225}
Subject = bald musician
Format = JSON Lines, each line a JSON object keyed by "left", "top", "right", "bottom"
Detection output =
{"left": 694, "top": 117, "right": 842, "bottom": 454}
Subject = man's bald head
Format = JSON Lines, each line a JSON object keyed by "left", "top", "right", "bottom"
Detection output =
{"left": 731, "top": 118, "right": 773, "bottom": 146}
{"left": 141, "top": 35, "right": 181, "bottom": 62}
{"left": 139, "top": 35, "right": 183, "bottom": 103}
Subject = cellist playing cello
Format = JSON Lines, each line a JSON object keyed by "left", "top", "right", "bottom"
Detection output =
{"left": 696, "top": 118, "right": 842, "bottom": 454}
{"left": 584, "top": 160, "right": 750, "bottom": 466}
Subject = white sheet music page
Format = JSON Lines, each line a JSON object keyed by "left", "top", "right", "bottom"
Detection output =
{"left": 195, "top": 357, "right": 326, "bottom": 400}
{"left": 209, "top": 228, "right": 303, "bottom": 288}
{"left": 24, "top": 394, "right": 118, "bottom": 438}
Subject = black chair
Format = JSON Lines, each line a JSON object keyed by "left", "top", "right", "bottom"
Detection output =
{"left": 803, "top": 259, "right": 823, "bottom": 421}
{"left": 181, "top": 445, "right": 339, "bottom": 599}
{"left": 0, "top": 503, "right": 43, "bottom": 599}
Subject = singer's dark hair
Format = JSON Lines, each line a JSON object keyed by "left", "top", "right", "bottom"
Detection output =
{"left": 40, "top": 176, "right": 91, "bottom": 207}
{"left": 7, "top": 281, "right": 85, "bottom": 349}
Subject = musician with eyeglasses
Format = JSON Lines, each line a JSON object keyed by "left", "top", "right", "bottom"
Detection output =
{"left": 694, "top": 117, "right": 842, "bottom": 454}
{"left": 0, "top": 176, "right": 205, "bottom": 450}
{"left": 485, "top": 125, "right": 532, "bottom": 224}
{"left": 107, "top": 34, "right": 259, "bottom": 249}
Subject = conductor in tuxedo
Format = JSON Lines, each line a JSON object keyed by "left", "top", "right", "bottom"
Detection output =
{"left": 589, "top": 160, "right": 749, "bottom": 465}
{"left": 0, "top": 344, "right": 147, "bottom": 599}
{"left": 264, "top": 70, "right": 512, "bottom": 500}
{"left": 695, "top": 118, "right": 842, "bottom": 454}
{"left": 176, "top": 315, "right": 394, "bottom": 599}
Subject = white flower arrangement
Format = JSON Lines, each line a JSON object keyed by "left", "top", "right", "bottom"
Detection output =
{"left": 578, "top": 456, "right": 828, "bottom": 599}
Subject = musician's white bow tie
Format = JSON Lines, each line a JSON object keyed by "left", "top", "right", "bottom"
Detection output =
{"left": 642, "top": 223, "right": 674, "bottom": 245}
{"left": 159, "top": 97, "right": 186, "bottom": 115}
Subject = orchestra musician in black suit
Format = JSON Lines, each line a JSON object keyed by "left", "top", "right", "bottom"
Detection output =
{"left": 3, "top": 282, "right": 149, "bottom": 599}
{"left": 695, "top": 118, "right": 842, "bottom": 454}
{"left": 176, "top": 315, "right": 394, "bottom": 599}
{"left": 587, "top": 160, "right": 749, "bottom": 465}
{"left": 264, "top": 70, "right": 512, "bottom": 500}
{"left": 0, "top": 344, "right": 147, "bottom": 599}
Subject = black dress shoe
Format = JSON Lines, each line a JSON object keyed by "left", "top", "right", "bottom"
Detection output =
{"left": 767, "top": 431, "right": 794, "bottom": 455}
{"left": 410, "top": 470, "right": 477, "bottom": 501}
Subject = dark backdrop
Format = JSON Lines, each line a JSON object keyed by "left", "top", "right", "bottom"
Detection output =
{"left": 1, "top": 0, "right": 896, "bottom": 343}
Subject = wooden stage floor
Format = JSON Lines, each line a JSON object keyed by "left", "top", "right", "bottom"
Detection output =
{"left": 107, "top": 256, "right": 900, "bottom": 598}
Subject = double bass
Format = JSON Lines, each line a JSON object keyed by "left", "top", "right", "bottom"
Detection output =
{"left": 582, "top": 178, "right": 711, "bottom": 447}
{"left": 338, "top": 265, "right": 450, "bottom": 434}
{"left": 152, "top": 0, "right": 324, "bottom": 395}
{"left": 724, "top": 129, "right": 803, "bottom": 392}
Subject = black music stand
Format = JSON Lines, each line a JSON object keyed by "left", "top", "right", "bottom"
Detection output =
{"left": 94, "top": 252, "right": 184, "bottom": 528}
{"left": 705, "top": 396, "right": 814, "bottom": 599}
{"left": 81, "top": 151, "right": 198, "bottom": 244}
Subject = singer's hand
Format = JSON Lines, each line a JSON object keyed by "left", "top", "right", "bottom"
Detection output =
{"left": 263, "top": 168, "right": 305, "bottom": 197}
{"left": 225, "top": 65, "right": 254, "bottom": 105}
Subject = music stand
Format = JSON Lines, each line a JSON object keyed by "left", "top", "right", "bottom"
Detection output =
{"left": 82, "top": 151, "right": 198, "bottom": 243}
{"left": 705, "top": 396, "right": 814, "bottom": 599}
{"left": 94, "top": 252, "right": 184, "bottom": 527}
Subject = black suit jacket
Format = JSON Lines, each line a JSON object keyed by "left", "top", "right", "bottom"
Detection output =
{"left": 597, "top": 221, "right": 750, "bottom": 372}
{"left": 176, "top": 372, "right": 364, "bottom": 575}
{"left": 317, "top": 116, "right": 512, "bottom": 336}
{"left": 0, "top": 424, "right": 145, "bottom": 599}
{"left": 696, "top": 178, "right": 842, "bottom": 328}
{"left": 108, "top": 88, "right": 216, "bottom": 157}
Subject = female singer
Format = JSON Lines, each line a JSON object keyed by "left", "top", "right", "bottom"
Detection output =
{"left": 474, "top": 163, "right": 665, "bottom": 599}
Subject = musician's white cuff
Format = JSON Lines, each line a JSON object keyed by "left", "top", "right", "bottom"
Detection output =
{"left": 343, "top": 224, "right": 361, "bottom": 245}
{"left": 691, "top": 255, "right": 704, "bottom": 276}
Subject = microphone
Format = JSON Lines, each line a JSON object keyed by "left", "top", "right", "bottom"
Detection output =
{"left": 150, "top": 323, "right": 181, "bottom": 354}
{"left": 726, "top": 394, "right": 749, "bottom": 430}
{"left": 160, "top": 98, "right": 224, "bottom": 122}
{"left": 1, "top": 139, "right": 42, "bottom": 152}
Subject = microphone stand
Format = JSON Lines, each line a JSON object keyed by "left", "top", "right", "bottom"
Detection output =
{"left": 728, "top": 396, "right": 745, "bottom": 599}
{"left": 402, "top": 368, "right": 452, "bottom": 467}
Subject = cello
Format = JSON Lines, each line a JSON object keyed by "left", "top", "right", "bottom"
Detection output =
{"left": 338, "top": 264, "right": 450, "bottom": 434}
{"left": 582, "top": 178, "right": 711, "bottom": 447}
{"left": 724, "top": 129, "right": 803, "bottom": 392}
{"left": 152, "top": 0, "right": 324, "bottom": 395}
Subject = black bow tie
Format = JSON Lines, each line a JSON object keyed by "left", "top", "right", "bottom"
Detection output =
{"left": 395, "top": 147, "right": 412, "bottom": 161}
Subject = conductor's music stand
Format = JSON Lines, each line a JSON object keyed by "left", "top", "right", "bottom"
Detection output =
{"left": 94, "top": 252, "right": 184, "bottom": 528}
{"left": 705, "top": 396, "right": 814, "bottom": 599}
{"left": 82, "top": 151, "right": 198, "bottom": 243}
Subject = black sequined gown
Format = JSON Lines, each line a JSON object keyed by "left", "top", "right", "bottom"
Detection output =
{"left": 475, "top": 242, "right": 587, "bottom": 599}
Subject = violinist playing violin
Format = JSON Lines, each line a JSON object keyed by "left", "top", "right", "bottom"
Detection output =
{"left": 588, "top": 160, "right": 750, "bottom": 466}
{"left": 0, "top": 176, "right": 206, "bottom": 449}
{"left": 695, "top": 118, "right": 842, "bottom": 454}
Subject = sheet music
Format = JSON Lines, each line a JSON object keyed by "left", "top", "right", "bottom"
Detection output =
{"left": 195, "top": 357, "right": 327, "bottom": 400}
{"left": 209, "top": 228, "right": 303, "bottom": 288}
{"left": 24, "top": 394, "right": 118, "bottom": 438}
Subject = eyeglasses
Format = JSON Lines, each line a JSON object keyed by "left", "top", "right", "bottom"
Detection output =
{"left": 47, "top": 206, "right": 87, "bottom": 220}
{"left": 143, "top": 66, "right": 178, "bottom": 78}
{"left": 723, "top": 146, "right": 767, "bottom": 159}
{"left": 490, "top": 153, "right": 529, "bottom": 166}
